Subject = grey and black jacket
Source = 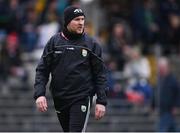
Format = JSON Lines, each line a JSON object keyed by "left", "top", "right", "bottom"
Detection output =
{"left": 34, "top": 33, "right": 108, "bottom": 110}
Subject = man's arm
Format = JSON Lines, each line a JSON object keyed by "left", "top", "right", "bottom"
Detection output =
{"left": 34, "top": 37, "right": 54, "bottom": 112}
{"left": 90, "top": 39, "right": 109, "bottom": 119}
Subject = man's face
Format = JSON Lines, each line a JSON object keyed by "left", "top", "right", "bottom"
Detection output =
{"left": 158, "top": 63, "right": 169, "bottom": 76}
{"left": 67, "top": 16, "right": 85, "bottom": 34}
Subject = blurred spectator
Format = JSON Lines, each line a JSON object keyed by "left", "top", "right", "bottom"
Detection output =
{"left": 158, "top": 0, "right": 180, "bottom": 55}
{"left": 126, "top": 78, "right": 153, "bottom": 105}
{"left": 0, "top": 1, "right": 10, "bottom": 31}
{"left": 0, "top": 32, "right": 28, "bottom": 95}
{"left": 154, "top": 57, "right": 180, "bottom": 132}
{"left": 37, "top": 12, "right": 60, "bottom": 48}
{"left": 106, "top": 58, "right": 127, "bottom": 99}
{"left": 159, "top": 0, "right": 180, "bottom": 24}
{"left": 101, "top": 0, "right": 132, "bottom": 23}
{"left": 84, "top": 21, "right": 95, "bottom": 37}
{"left": 0, "top": 0, "right": 25, "bottom": 33}
{"left": 110, "top": 82, "right": 127, "bottom": 99}
{"left": 8, "top": 0, "right": 23, "bottom": 33}
{"left": 55, "top": 0, "right": 69, "bottom": 26}
{"left": 1, "top": 33, "right": 22, "bottom": 78}
{"left": 35, "top": 0, "right": 46, "bottom": 15}
{"left": 108, "top": 19, "right": 132, "bottom": 71}
{"left": 123, "top": 46, "right": 153, "bottom": 105}
{"left": 131, "top": 0, "right": 160, "bottom": 54}
{"left": 160, "top": 13, "right": 180, "bottom": 55}
{"left": 21, "top": 6, "right": 38, "bottom": 52}
{"left": 94, "top": 28, "right": 110, "bottom": 62}
{"left": 123, "top": 46, "right": 151, "bottom": 83}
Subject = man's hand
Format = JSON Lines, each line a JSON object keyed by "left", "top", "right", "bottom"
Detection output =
{"left": 35, "top": 96, "right": 48, "bottom": 112}
{"left": 95, "top": 104, "right": 106, "bottom": 120}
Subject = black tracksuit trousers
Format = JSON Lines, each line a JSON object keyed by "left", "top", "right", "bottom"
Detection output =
{"left": 56, "top": 97, "right": 92, "bottom": 132}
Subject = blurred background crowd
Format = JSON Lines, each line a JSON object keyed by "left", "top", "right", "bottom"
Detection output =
{"left": 0, "top": 0, "right": 180, "bottom": 132}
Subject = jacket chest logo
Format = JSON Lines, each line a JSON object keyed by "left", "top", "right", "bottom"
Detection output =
{"left": 81, "top": 105, "right": 87, "bottom": 112}
{"left": 82, "top": 49, "right": 87, "bottom": 57}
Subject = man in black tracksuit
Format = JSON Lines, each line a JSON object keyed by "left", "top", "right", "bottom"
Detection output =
{"left": 34, "top": 6, "right": 108, "bottom": 132}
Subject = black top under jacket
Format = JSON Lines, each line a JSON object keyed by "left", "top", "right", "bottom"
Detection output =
{"left": 34, "top": 33, "right": 108, "bottom": 111}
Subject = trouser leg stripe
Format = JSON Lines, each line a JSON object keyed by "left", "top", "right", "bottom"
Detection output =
{"left": 82, "top": 97, "right": 90, "bottom": 132}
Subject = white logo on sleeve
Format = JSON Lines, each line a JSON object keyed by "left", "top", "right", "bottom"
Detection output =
{"left": 81, "top": 105, "right": 87, "bottom": 112}
{"left": 82, "top": 49, "right": 87, "bottom": 57}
